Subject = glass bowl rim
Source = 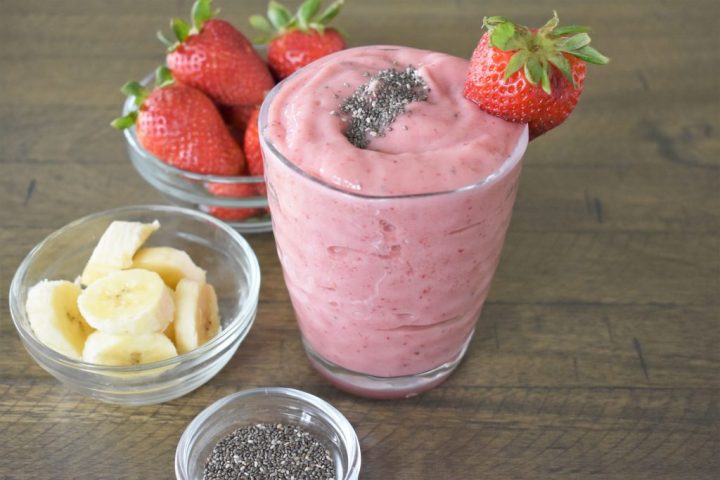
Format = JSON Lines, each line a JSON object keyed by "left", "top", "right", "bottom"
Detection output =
{"left": 8, "top": 204, "right": 261, "bottom": 373}
{"left": 175, "top": 386, "right": 361, "bottom": 479}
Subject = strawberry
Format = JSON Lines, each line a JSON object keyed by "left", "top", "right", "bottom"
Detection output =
{"left": 464, "top": 12, "right": 609, "bottom": 139}
{"left": 221, "top": 104, "right": 259, "bottom": 136}
{"left": 251, "top": 0, "right": 346, "bottom": 80}
{"left": 242, "top": 106, "right": 267, "bottom": 195}
{"left": 206, "top": 183, "right": 263, "bottom": 221}
{"left": 162, "top": 0, "right": 275, "bottom": 106}
{"left": 243, "top": 107, "right": 263, "bottom": 177}
{"left": 112, "top": 67, "right": 244, "bottom": 175}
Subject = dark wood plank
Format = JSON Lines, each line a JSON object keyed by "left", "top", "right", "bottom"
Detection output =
{"left": 0, "top": 383, "right": 717, "bottom": 479}
{"left": 3, "top": 225, "right": 717, "bottom": 307}
{"left": 2, "top": 161, "right": 718, "bottom": 233}
{"left": 3, "top": 300, "right": 718, "bottom": 388}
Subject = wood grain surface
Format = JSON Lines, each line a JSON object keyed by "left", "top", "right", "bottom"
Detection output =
{"left": 1, "top": 0, "right": 718, "bottom": 479}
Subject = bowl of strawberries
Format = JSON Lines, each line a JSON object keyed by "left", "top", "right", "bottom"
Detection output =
{"left": 114, "top": 0, "right": 346, "bottom": 234}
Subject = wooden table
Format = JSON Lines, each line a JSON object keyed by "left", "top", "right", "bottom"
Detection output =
{"left": 1, "top": 0, "right": 718, "bottom": 478}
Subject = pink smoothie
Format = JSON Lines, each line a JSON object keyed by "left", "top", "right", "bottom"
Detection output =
{"left": 262, "top": 46, "right": 527, "bottom": 384}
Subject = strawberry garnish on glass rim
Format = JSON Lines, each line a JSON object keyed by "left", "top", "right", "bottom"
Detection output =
{"left": 250, "top": 0, "right": 346, "bottom": 80}
{"left": 464, "top": 12, "right": 609, "bottom": 139}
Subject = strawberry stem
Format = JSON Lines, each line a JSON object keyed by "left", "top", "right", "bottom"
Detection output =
{"left": 155, "top": 66, "right": 175, "bottom": 88}
{"left": 553, "top": 25, "right": 592, "bottom": 36}
{"left": 112, "top": 67, "right": 175, "bottom": 130}
{"left": 121, "top": 81, "right": 149, "bottom": 107}
{"left": 250, "top": 0, "right": 344, "bottom": 40}
{"left": 157, "top": 30, "right": 175, "bottom": 49}
{"left": 483, "top": 12, "right": 609, "bottom": 94}
{"left": 504, "top": 50, "right": 528, "bottom": 80}
{"left": 571, "top": 45, "right": 609, "bottom": 65}
{"left": 157, "top": 0, "right": 217, "bottom": 51}
{"left": 316, "top": 0, "right": 344, "bottom": 24}
{"left": 297, "top": 0, "right": 321, "bottom": 31}
{"left": 250, "top": 14, "right": 273, "bottom": 33}
{"left": 191, "top": 0, "right": 218, "bottom": 33}
{"left": 267, "top": 0, "right": 292, "bottom": 31}
{"left": 111, "top": 111, "right": 138, "bottom": 130}
{"left": 548, "top": 52, "right": 575, "bottom": 86}
{"left": 172, "top": 17, "right": 191, "bottom": 42}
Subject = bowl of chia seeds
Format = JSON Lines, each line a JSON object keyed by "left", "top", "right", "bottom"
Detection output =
{"left": 175, "top": 387, "right": 361, "bottom": 480}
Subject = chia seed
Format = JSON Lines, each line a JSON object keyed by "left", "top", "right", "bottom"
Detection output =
{"left": 339, "top": 66, "right": 429, "bottom": 149}
{"left": 203, "top": 423, "right": 335, "bottom": 480}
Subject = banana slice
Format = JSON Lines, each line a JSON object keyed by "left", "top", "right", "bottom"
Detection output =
{"left": 82, "top": 331, "right": 177, "bottom": 366}
{"left": 173, "top": 279, "right": 220, "bottom": 354}
{"left": 81, "top": 220, "right": 160, "bottom": 285}
{"left": 78, "top": 269, "right": 174, "bottom": 334}
{"left": 25, "top": 280, "right": 94, "bottom": 359}
{"left": 164, "top": 318, "right": 175, "bottom": 344}
{"left": 132, "top": 247, "right": 206, "bottom": 288}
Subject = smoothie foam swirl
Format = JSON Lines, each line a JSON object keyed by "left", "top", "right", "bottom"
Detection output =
{"left": 265, "top": 45, "right": 526, "bottom": 197}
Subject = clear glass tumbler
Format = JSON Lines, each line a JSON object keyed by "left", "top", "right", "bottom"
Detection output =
{"left": 261, "top": 83, "right": 528, "bottom": 399}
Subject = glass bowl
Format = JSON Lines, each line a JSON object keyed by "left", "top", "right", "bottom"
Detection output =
{"left": 121, "top": 74, "right": 271, "bottom": 234}
{"left": 175, "top": 387, "right": 361, "bottom": 480}
{"left": 9, "top": 205, "right": 261, "bottom": 405}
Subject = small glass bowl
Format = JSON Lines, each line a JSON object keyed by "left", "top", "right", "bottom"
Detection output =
{"left": 121, "top": 74, "right": 271, "bottom": 234}
{"left": 175, "top": 387, "right": 361, "bottom": 480}
{"left": 9, "top": 205, "right": 261, "bottom": 405}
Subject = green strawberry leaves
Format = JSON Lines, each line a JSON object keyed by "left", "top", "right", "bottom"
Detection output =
{"left": 571, "top": 45, "right": 610, "bottom": 65}
{"left": 121, "top": 82, "right": 149, "bottom": 109}
{"left": 489, "top": 22, "right": 516, "bottom": 50}
{"left": 483, "top": 12, "right": 609, "bottom": 94}
{"left": 250, "top": 0, "right": 294, "bottom": 42}
{"left": 297, "top": 0, "right": 322, "bottom": 30}
{"left": 191, "top": 0, "right": 218, "bottom": 32}
{"left": 111, "top": 68, "right": 175, "bottom": 130}
{"left": 267, "top": 1, "right": 293, "bottom": 30}
{"left": 171, "top": 18, "right": 191, "bottom": 43}
{"left": 316, "top": 0, "right": 344, "bottom": 24}
{"left": 548, "top": 52, "right": 574, "bottom": 86}
{"left": 250, "top": 15, "right": 274, "bottom": 34}
{"left": 560, "top": 33, "right": 591, "bottom": 52}
{"left": 538, "top": 11, "right": 560, "bottom": 35}
{"left": 523, "top": 57, "right": 544, "bottom": 87}
{"left": 110, "top": 111, "right": 137, "bottom": 130}
{"left": 155, "top": 66, "right": 175, "bottom": 88}
{"left": 157, "top": 0, "right": 218, "bottom": 51}
{"left": 250, "top": 0, "right": 344, "bottom": 41}
{"left": 553, "top": 25, "right": 592, "bottom": 36}
{"left": 111, "top": 80, "right": 146, "bottom": 130}
{"left": 504, "top": 50, "right": 529, "bottom": 80}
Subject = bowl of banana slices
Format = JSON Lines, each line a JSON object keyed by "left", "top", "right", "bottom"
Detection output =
{"left": 9, "top": 205, "right": 260, "bottom": 405}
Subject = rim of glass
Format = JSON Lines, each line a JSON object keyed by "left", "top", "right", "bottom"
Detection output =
{"left": 8, "top": 204, "right": 261, "bottom": 373}
{"left": 121, "top": 73, "right": 265, "bottom": 185}
{"left": 176, "top": 387, "right": 361, "bottom": 478}
{"left": 258, "top": 47, "right": 529, "bottom": 200}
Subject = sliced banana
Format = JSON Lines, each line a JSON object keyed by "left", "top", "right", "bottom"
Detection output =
{"left": 80, "top": 220, "right": 160, "bottom": 285}
{"left": 132, "top": 247, "right": 206, "bottom": 288}
{"left": 82, "top": 331, "right": 177, "bottom": 366}
{"left": 173, "top": 279, "right": 220, "bottom": 354}
{"left": 78, "top": 269, "right": 174, "bottom": 335}
{"left": 25, "top": 280, "right": 94, "bottom": 359}
{"left": 164, "top": 318, "right": 175, "bottom": 344}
